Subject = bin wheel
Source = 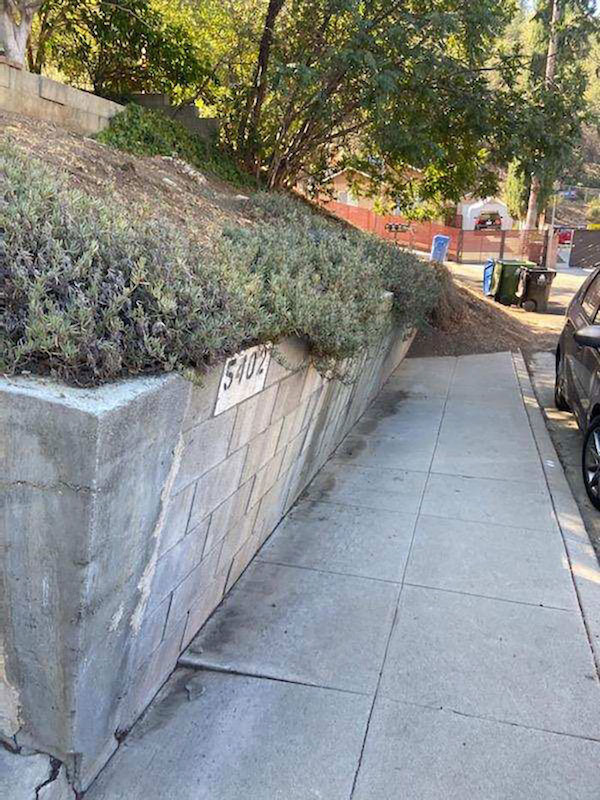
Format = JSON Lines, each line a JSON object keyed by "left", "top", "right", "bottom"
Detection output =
{"left": 583, "top": 418, "right": 600, "bottom": 510}
{"left": 522, "top": 299, "right": 536, "bottom": 312}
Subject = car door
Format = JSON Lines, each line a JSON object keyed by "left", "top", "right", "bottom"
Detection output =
{"left": 570, "top": 272, "right": 600, "bottom": 425}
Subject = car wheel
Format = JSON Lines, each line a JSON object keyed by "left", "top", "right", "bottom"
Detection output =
{"left": 554, "top": 352, "right": 570, "bottom": 411}
{"left": 583, "top": 418, "right": 600, "bottom": 510}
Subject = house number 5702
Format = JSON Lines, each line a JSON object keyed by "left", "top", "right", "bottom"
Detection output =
{"left": 214, "top": 344, "right": 272, "bottom": 415}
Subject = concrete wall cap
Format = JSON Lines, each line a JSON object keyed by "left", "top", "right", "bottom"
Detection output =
{"left": 0, "top": 372, "right": 185, "bottom": 415}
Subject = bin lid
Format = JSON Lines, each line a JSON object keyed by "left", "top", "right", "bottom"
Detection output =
{"left": 522, "top": 267, "right": 556, "bottom": 274}
{"left": 497, "top": 260, "right": 537, "bottom": 267}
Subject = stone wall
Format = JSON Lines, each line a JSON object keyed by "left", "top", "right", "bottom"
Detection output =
{"left": 132, "top": 93, "right": 218, "bottom": 140}
{"left": 0, "top": 323, "right": 413, "bottom": 792}
{"left": 0, "top": 58, "right": 122, "bottom": 135}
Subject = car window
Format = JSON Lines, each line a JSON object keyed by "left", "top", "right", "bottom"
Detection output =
{"left": 582, "top": 274, "right": 600, "bottom": 320}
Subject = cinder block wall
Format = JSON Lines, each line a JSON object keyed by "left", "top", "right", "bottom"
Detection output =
{"left": 0, "top": 58, "right": 122, "bottom": 134}
{"left": 0, "top": 326, "right": 412, "bottom": 791}
{"left": 132, "top": 92, "right": 218, "bottom": 140}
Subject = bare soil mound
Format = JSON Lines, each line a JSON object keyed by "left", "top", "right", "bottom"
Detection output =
{"left": 0, "top": 111, "right": 255, "bottom": 245}
{"left": 411, "top": 278, "right": 559, "bottom": 358}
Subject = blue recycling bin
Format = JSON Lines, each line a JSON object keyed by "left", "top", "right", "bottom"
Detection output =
{"left": 430, "top": 234, "right": 451, "bottom": 262}
{"left": 483, "top": 259, "right": 495, "bottom": 296}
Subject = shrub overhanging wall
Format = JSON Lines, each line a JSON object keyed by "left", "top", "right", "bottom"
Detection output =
{"left": 0, "top": 143, "right": 440, "bottom": 386}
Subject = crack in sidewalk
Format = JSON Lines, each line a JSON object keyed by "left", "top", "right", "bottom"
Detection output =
{"left": 34, "top": 758, "right": 62, "bottom": 799}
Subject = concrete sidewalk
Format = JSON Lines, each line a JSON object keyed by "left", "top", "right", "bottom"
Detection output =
{"left": 87, "top": 353, "right": 600, "bottom": 799}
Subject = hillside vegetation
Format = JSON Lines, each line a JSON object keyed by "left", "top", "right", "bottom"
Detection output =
{"left": 0, "top": 110, "right": 440, "bottom": 386}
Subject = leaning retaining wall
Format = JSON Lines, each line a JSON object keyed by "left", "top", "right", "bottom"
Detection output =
{"left": 0, "top": 57, "right": 122, "bottom": 135}
{"left": 0, "top": 322, "right": 413, "bottom": 792}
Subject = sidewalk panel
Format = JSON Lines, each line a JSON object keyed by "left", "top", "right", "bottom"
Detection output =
{"left": 303, "top": 463, "right": 427, "bottom": 513}
{"left": 182, "top": 561, "right": 398, "bottom": 693}
{"left": 380, "top": 585, "right": 600, "bottom": 739}
{"left": 406, "top": 515, "right": 578, "bottom": 610}
{"left": 87, "top": 670, "right": 371, "bottom": 800}
{"left": 353, "top": 698, "right": 600, "bottom": 800}
{"left": 422, "top": 473, "right": 557, "bottom": 531}
{"left": 334, "top": 432, "right": 438, "bottom": 472}
{"left": 259, "top": 501, "right": 416, "bottom": 582}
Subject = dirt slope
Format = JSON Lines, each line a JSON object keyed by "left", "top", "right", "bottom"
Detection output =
{"left": 410, "top": 280, "right": 560, "bottom": 358}
{"left": 0, "top": 110, "right": 255, "bottom": 245}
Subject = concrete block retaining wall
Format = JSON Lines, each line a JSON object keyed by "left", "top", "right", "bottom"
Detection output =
{"left": 132, "top": 92, "right": 218, "bottom": 140}
{"left": 0, "top": 325, "right": 413, "bottom": 791}
{"left": 0, "top": 58, "right": 122, "bottom": 135}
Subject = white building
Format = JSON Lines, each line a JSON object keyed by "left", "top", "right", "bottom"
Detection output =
{"left": 458, "top": 197, "right": 513, "bottom": 231}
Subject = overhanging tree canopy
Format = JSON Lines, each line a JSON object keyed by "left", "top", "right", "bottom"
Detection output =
{"left": 220, "top": 0, "right": 520, "bottom": 198}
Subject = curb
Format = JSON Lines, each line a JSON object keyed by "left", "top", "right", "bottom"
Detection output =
{"left": 512, "top": 350, "right": 600, "bottom": 675}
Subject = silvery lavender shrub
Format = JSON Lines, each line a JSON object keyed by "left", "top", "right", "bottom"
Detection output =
{"left": 0, "top": 145, "right": 440, "bottom": 386}
{"left": 0, "top": 145, "right": 267, "bottom": 385}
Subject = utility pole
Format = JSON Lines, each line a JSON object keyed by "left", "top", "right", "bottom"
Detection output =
{"left": 524, "top": 0, "right": 562, "bottom": 231}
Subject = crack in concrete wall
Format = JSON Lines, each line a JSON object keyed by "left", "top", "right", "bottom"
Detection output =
{"left": 0, "top": 479, "right": 94, "bottom": 494}
{"left": 130, "top": 433, "right": 186, "bottom": 634}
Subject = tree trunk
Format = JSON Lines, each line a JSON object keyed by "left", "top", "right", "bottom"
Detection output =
{"left": 524, "top": 0, "right": 562, "bottom": 229}
{"left": 524, "top": 174, "right": 541, "bottom": 230}
{"left": 545, "top": 0, "right": 561, "bottom": 85}
{"left": 237, "top": 0, "right": 285, "bottom": 168}
{"left": 0, "top": 2, "right": 42, "bottom": 66}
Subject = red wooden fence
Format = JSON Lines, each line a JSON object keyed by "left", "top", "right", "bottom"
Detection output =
{"left": 323, "top": 200, "right": 548, "bottom": 265}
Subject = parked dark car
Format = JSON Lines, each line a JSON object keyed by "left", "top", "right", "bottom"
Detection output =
{"left": 555, "top": 267, "right": 600, "bottom": 508}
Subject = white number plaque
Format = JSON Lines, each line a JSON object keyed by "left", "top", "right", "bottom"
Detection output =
{"left": 214, "top": 344, "right": 271, "bottom": 416}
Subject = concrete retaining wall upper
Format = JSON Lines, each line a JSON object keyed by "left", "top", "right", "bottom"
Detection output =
{"left": 0, "top": 323, "right": 413, "bottom": 791}
{"left": 0, "top": 58, "right": 122, "bottom": 135}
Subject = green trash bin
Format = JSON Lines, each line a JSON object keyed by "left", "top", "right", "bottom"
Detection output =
{"left": 488, "top": 260, "right": 536, "bottom": 306}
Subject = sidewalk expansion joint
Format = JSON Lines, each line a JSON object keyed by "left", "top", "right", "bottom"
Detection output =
{"left": 330, "top": 460, "right": 430, "bottom": 475}
{"left": 419, "top": 508, "right": 561, "bottom": 536}
{"left": 418, "top": 510, "right": 561, "bottom": 537}
{"left": 175, "top": 659, "right": 372, "bottom": 698}
{"left": 327, "top": 460, "right": 429, "bottom": 474}
{"left": 403, "top": 581, "right": 576, "bottom": 613}
{"left": 296, "top": 497, "right": 414, "bottom": 514}
{"left": 393, "top": 697, "right": 600, "bottom": 745}
{"left": 428, "top": 469, "right": 547, "bottom": 487}
{"left": 255, "top": 557, "right": 402, "bottom": 586}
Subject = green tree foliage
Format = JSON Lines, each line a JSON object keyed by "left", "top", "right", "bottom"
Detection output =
{"left": 27, "top": 0, "right": 209, "bottom": 102}
{"left": 500, "top": 1, "right": 598, "bottom": 217}
{"left": 503, "top": 160, "right": 529, "bottom": 220}
{"left": 503, "top": 158, "right": 554, "bottom": 221}
{"left": 22, "top": 1, "right": 600, "bottom": 212}
{"left": 212, "top": 0, "right": 519, "bottom": 200}
{"left": 586, "top": 195, "right": 600, "bottom": 223}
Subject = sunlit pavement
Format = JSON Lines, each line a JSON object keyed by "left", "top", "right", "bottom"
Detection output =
{"left": 85, "top": 353, "right": 600, "bottom": 799}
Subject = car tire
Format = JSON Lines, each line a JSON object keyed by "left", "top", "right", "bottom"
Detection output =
{"left": 554, "top": 352, "right": 570, "bottom": 411}
{"left": 583, "top": 417, "right": 600, "bottom": 510}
